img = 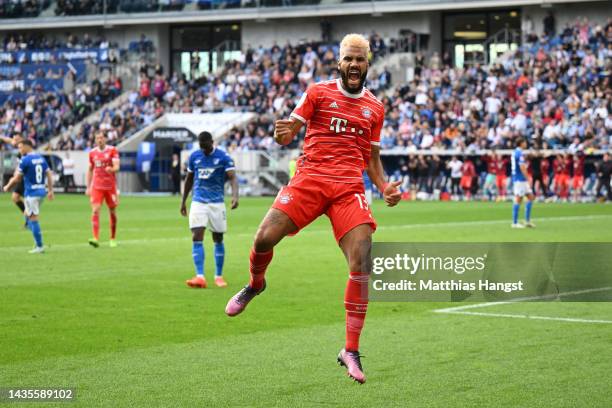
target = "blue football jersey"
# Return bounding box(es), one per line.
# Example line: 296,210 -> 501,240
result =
188,148 -> 235,204
18,153 -> 49,197
511,148 -> 527,182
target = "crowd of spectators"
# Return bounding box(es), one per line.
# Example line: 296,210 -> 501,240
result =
0,32 -> 151,149
0,0 -> 50,19
0,76 -> 122,148
53,0 -> 187,15
3,19 -> 610,157
51,37 -> 394,151
2,32 -> 119,53
376,18 -> 611,154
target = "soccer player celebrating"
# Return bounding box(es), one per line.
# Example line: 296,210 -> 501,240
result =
181,131 -> 239,289
224,34 -> 401,384
511,138 -> 535,228
3,140 -> 54,253
86,131 -> 120,248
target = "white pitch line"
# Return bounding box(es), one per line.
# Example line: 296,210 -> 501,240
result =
434,287 -> 612,324
2,214 -> 611,252
442,311 -> 612,324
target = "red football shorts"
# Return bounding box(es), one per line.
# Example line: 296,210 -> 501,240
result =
572,176 -> 584,190
90,188 -> 119,208
460,175 -> 472,189
272,172 -> 377,243
496,175 -> 506,190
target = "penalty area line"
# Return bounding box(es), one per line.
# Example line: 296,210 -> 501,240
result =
434,287 -> 612,324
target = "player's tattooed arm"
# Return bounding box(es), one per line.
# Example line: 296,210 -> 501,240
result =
274,118 -> 303,145
180,172 -> 194,216
367,145 -> 401,207
226,170 -> 239,210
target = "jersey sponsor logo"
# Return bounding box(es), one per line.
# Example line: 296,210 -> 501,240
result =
329,101 -> 339,109
197,168 -> 216,179
330,117 -> 348,133
362,108 -> 372,118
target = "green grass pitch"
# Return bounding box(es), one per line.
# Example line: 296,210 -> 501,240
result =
1,195 -> 611,407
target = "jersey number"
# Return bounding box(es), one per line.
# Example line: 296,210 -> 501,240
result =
354,193 -> 369,210
35,164 -> 43,183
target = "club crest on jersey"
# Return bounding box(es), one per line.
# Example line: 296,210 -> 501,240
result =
213,158 -> 220,165
278,190 -> 293,205
362,108 -> 372,118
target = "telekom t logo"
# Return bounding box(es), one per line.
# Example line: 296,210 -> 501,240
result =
330,117 -> 348,133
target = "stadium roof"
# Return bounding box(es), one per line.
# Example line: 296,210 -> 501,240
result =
0,0 -> 606,31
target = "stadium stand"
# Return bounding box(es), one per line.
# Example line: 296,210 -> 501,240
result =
0,32 -> 136,146
0,0 -> 51,19
1,17 -> 609,157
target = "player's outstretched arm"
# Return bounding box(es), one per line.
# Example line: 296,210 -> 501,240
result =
3,172 -> 22,192
180,172 -> 194,216
367,145 -> 401,207
226,170 -> 239,210
274,118 -> 303,146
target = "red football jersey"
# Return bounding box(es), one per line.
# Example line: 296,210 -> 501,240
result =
541,158 -> 549,174
553,159 -> 567,175
573,156 -> 584,177
290,79 -> 385,183
485,156 -> 497,174
89,146 -> 119,190
462,161 -> 476,177
563,157 -> 573,176
495,158 -> 508,176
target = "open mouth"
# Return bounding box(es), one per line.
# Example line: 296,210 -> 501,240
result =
348,69 -> 361,82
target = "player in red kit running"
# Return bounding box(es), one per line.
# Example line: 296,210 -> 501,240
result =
572,152 -> 585,202
495,156 -> 508,201
225,34 -> 401,384
86,131 -> 120,248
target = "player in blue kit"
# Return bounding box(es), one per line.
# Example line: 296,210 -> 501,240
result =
3,140 -> 54,253
180,131 -> 239,288
511,138 -> 535,229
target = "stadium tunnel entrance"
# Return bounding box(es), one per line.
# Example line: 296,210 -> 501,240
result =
137,128 -> 197,192
442,9 -> 521,67
170,24 -> 241,79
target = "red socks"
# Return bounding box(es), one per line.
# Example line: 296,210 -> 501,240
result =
92,213 -> 100,240
110,212 -> 117,239
249,248 -> 273,290
345,272 -> 369,352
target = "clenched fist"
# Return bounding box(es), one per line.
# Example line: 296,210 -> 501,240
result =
274,119 -> 295,145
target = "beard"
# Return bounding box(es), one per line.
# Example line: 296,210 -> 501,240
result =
340,68 -> 368,93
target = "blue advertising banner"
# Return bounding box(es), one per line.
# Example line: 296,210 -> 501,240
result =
0,48 -> 110,64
